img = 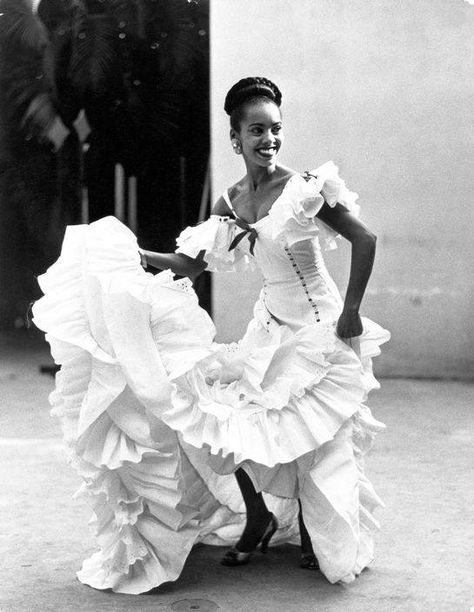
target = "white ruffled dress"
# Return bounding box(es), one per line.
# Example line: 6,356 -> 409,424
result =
33,161 -> 389,593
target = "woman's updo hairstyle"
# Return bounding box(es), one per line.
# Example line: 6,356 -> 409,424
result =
224,77 -> 282,131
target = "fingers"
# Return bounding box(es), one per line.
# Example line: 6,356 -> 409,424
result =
340,336 -> 361,356
336,324 -> 363,339
336,313 -> 363,339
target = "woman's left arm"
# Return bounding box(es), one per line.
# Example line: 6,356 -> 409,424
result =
317,202 -> 377,338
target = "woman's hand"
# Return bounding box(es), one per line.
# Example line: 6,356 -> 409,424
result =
318,203 -> 376,340
139,249 -> 207,280
336,308 -> 363,339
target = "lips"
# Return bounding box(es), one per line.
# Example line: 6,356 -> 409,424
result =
257,147 -> 277,158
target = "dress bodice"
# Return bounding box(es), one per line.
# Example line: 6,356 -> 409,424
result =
233,214 -> 343,329
176,161 -> 359,330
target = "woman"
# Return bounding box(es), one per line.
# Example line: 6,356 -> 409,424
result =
33,76 -> 389,593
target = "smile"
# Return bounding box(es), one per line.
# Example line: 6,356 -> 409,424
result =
257,147 -> 277,157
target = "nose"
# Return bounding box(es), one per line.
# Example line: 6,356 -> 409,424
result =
261,130 -> 275,146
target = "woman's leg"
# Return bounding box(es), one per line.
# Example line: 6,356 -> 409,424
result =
234,468 -> 272,552
298,499 -> 318,569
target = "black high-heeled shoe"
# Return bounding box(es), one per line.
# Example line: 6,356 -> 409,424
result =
299,553 -> 319,570
220,514 -> 278,566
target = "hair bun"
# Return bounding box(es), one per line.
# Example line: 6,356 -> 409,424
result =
224,77 -> 282,116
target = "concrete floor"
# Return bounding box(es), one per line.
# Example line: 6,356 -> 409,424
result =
0,333 -> 473,612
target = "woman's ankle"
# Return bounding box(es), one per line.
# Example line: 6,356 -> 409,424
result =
236,511 -> 273,552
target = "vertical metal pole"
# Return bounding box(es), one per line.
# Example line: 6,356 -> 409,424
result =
114,163 -> 125,221
80,141 -> 90,224
198,156 -> 211,222
136,0 -> 145,39
179,156 -> 186,227
128,176 -> 137,233
81,186 -> 89,224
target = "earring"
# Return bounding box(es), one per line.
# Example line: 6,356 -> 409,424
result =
232,139 -> 242,154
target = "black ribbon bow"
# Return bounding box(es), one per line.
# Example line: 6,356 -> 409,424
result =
303,171 -> 318,182
228,218 -> 258,256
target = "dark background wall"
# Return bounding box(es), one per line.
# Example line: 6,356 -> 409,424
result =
0,0 -> 211,330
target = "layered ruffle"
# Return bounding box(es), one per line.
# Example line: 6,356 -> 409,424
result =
269,160 -> 360,250
32,218 -> 249,593
297,415 -> 384,584
34,214 -> 389,588
175,161 -> 359,273
176,214 -> 255,273
162,306 -> 389,472
160,300 -> 388,584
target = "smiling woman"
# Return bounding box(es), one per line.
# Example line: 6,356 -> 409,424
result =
166,77 -> 390,574
236,104 -> 283,168
35,74 -> 390,592
228,78 -> 283,171
217,78 -> 293,223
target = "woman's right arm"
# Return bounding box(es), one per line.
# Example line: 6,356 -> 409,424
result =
141,196 -> 232,280
140,250 -> 207,281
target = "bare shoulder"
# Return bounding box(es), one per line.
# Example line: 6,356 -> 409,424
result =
277,164 -> 299,181
227,177 -> 248,201
211,177 -> 249,214
274,165 -> 299,191
211,195 -> 232,216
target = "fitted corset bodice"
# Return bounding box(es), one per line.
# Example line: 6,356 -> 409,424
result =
238,216 -> 343,330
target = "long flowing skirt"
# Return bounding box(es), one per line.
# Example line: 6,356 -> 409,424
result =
33,217 -> 389,592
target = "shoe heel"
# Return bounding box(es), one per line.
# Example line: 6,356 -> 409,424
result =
260,515 -> 278,554
221,548 -> 251,566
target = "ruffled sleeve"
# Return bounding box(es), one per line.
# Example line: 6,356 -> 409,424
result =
269,161 -> 360,250
176,215 -> 254,272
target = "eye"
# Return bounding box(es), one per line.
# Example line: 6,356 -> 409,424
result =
272,125 -> 282,134
250,127 -> 263,135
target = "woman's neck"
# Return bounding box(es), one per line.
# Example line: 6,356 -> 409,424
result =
245,163 -> 279,192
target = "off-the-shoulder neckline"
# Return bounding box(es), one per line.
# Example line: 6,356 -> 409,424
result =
223,172 -> 303,226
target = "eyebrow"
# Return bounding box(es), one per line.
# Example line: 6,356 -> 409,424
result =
248,121 -> 282,127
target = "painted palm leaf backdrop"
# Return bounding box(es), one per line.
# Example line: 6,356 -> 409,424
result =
0,0 -> 210,329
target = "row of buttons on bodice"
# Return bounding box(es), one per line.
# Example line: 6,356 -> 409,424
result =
283,245 -> 321,323
262,278 -> 272,332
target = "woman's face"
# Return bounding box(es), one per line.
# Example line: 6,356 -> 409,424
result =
232,100 -> 283,169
